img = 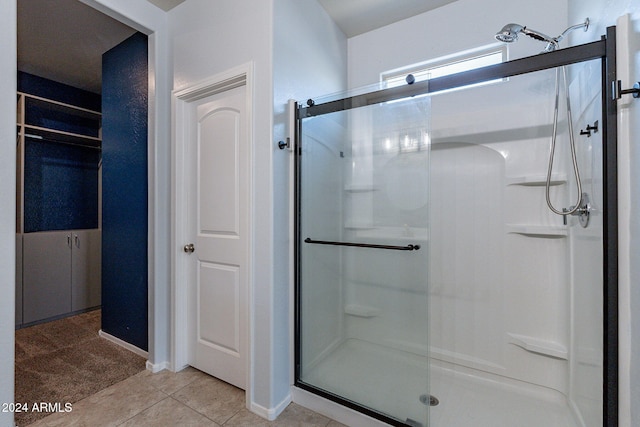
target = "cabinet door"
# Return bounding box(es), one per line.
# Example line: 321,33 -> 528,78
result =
23,231 -> 72,324
71,229 -> 101,311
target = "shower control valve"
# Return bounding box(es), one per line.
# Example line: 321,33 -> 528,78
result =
564,193 -> 591,228
580,121 -> 598,137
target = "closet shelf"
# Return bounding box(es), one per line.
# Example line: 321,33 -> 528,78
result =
508,333 -> 568,360
21,125 -> 102,149
506,224 -> 567,238
506,173 -> 567,186
17,91 -> 102,150
20,92 -> 102,119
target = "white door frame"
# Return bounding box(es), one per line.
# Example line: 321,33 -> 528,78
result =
171,62 -> 254,401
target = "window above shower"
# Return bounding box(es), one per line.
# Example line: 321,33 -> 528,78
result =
381,44 -> 507,94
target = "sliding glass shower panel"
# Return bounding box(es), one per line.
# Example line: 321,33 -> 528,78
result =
427,59 -> 602,427
297,94 -> 431,426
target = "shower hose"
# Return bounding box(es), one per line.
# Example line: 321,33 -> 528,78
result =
546,66 -> 583,216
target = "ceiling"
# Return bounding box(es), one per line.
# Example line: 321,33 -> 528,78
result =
17,0 -> 457,94
146,0 -> 186,11
318,0 -> 457,37
143,0 -> 458,36
17,0 -> 136,93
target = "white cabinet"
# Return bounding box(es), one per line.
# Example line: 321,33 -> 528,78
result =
21,229 -> 101,325
71,229 -> 101,312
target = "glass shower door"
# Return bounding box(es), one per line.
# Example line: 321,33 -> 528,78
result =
296,93 -> 431,426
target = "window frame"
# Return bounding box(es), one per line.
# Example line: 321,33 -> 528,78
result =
381,44 -> 508,94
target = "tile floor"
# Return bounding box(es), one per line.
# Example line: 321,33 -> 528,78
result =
26,367 -> 347,427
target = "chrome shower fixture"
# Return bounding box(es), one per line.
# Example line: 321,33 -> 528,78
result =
495,18 -> 589,52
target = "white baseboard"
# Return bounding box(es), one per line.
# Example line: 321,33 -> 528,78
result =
146,360 -> 170,373
250,393 -> 291,421
98,329 -> 149,359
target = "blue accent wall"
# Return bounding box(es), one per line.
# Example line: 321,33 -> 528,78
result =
18,71 -> 101,111
19,72 -> 101,233
101,32 -> 148,351
24,140 -> 99,232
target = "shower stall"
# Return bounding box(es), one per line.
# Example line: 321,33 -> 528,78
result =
294,26 -> 618,427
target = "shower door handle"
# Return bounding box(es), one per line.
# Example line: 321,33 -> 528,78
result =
304,238 -> 420,251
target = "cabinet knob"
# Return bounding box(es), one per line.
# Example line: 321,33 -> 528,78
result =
183,243 -> 195,254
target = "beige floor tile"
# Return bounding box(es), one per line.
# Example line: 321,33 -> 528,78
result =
272,403 -> 332,426
119,397 -> 219,427
38,372 -> 167,426
225,403 -> 333,427
224,408 -> 273,427
26,366 -> 347,427
141,366 -> 209,395
172,376 -> 245,425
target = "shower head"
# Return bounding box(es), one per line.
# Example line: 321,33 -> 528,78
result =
495,18 -> 589,52
495,23 -> 524,43
495,23 -> 556,48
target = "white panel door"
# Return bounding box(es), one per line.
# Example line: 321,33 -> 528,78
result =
186,84 -> 248,389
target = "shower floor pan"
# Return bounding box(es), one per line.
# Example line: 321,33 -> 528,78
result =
303,338 -> 578,427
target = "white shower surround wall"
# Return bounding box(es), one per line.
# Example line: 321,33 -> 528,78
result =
345,0 -> 603,425
323,67 -> 602,426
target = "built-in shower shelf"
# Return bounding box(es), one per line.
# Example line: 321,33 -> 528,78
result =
344,184 -> 379,192
345,225 -> 428,241
506,173 -> 567,186
508,333 -> 568,360
344,304 -> 380,318
506,224 -> 568,238
344,222 -> 375,230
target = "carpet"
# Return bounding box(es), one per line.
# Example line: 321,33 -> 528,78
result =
14,310 -> 147,426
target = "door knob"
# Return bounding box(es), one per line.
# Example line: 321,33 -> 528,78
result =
183,243 -> 195,254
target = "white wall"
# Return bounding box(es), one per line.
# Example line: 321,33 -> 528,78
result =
273,0 -> 347,405
170,0 -> 347,416
0,1 -> 16,425
567,2 -> 640,426
347,0 -> 568,89
169,0 -> 275,411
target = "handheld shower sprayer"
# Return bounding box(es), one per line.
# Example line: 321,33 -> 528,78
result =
494,18 -> 592,226
495,18 -> 589,52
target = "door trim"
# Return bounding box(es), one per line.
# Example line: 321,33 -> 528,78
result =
171,62 -> 254,399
